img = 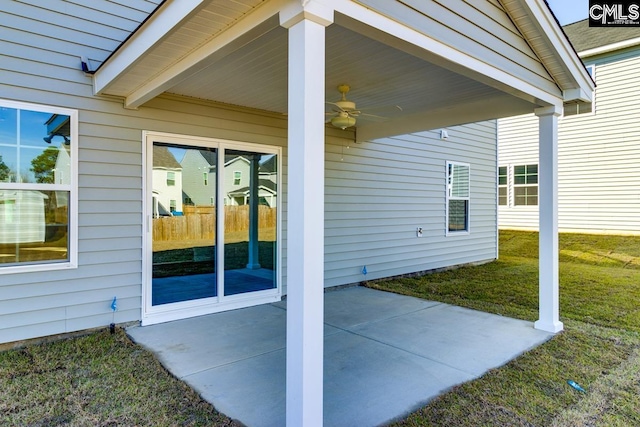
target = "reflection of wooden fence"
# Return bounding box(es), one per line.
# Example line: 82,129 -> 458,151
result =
153,205 -> 276,241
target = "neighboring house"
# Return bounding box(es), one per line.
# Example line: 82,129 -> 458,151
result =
220,155 -> 277,207
181,152 -> 277,207
180,149 -> 217,206
498,20 -> 640,235
228,178 -> 277,207
152,145 -> 183,215
0,1 -> 592,423
223,155 -> 251,205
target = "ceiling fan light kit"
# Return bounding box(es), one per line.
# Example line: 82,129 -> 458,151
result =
327,84 -> 359,129
326,84 -> 396,130
331,112 -> 357,130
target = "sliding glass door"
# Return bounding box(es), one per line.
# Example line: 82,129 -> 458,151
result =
145,134 -> 279,322
151,144 -> 218,306
223,150 -> 277,296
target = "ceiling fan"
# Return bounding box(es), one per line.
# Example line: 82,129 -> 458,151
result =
326,84 -> 396,130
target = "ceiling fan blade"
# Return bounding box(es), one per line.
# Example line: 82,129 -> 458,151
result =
325,101 -> 346,113
359,112 -> 386,119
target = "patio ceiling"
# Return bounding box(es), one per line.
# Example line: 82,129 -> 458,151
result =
94,0 -> 583,142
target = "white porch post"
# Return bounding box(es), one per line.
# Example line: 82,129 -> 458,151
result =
534,105 -> 563,333
281,5 -> 332,426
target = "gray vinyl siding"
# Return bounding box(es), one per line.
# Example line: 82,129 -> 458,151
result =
1,1 -> 499,344
357,0 -> 559,99
0,1 -> 289,344
325,122 -> 497,286
497,114 -> 540,229
498,45 -> 640,234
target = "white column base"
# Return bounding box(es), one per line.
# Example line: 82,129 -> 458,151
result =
534,319 -> 564,333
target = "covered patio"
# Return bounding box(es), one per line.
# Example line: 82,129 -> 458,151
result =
93,1 -> 594,424
128,286 -> 553,426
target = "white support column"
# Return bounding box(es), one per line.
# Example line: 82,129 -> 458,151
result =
534,105 -> 563,333
281,5 -> 332,426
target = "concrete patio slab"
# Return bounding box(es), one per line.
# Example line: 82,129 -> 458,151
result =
351,303 -> 550,376
127,286 -> 553,426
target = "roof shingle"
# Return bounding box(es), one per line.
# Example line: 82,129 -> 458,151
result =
563,19 -> 640,53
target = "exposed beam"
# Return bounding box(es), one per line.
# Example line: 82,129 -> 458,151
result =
356,93 -> 533,143
93,0 -> 205,96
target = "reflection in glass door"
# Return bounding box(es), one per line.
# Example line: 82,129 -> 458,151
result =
151,143 -> 217,306
223,150 -> 277,296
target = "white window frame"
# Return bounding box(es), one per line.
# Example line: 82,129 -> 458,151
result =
166,171 -> 176,186
498,165 -> 508,207
512,164 -> 538,207
0,99 -> 78,274
445,160 -> 470,236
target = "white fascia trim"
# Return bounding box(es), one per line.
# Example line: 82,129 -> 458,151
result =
124,0 -> 290,109
563,87 -> 591,103
93,0 -> 205,96
333,1 -> 562,107
518,0 -> 594,100
579,36 -> 640,58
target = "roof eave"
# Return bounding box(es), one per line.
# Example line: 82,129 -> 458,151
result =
579,36 -> 640,58
502,0 -> 595,103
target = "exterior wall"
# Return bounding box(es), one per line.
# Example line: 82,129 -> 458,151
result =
0,1 -> 289,344
498,45 -> 640,234
325,122 -> 498,286
497,114 -> 540,229
0,1 -> 499,344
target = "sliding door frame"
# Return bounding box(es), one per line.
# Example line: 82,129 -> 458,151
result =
142,131 -> 282,326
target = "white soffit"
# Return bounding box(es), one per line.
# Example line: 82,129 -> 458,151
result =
94,0 -> 270,98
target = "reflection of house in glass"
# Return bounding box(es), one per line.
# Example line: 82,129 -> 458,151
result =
0,190 -> 47,243
180,149 -> 217,206
226,155 -> 277,208
44,114 -> 70,144
227,155 -> 277,208
152,145 -> 182,216
0,112 -> 71,246
180,153 -> 277,208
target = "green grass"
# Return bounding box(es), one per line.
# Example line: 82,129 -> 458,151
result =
367,230 -> 640,426
2,230 -> 640,426
0,329 -> 239,426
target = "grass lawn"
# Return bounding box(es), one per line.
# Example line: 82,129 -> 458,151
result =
1,230 -> 639,426
0,330 -> 239,426
368,230 -> 640,426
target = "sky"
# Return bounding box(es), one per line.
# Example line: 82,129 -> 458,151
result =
546,0 -> 589,25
